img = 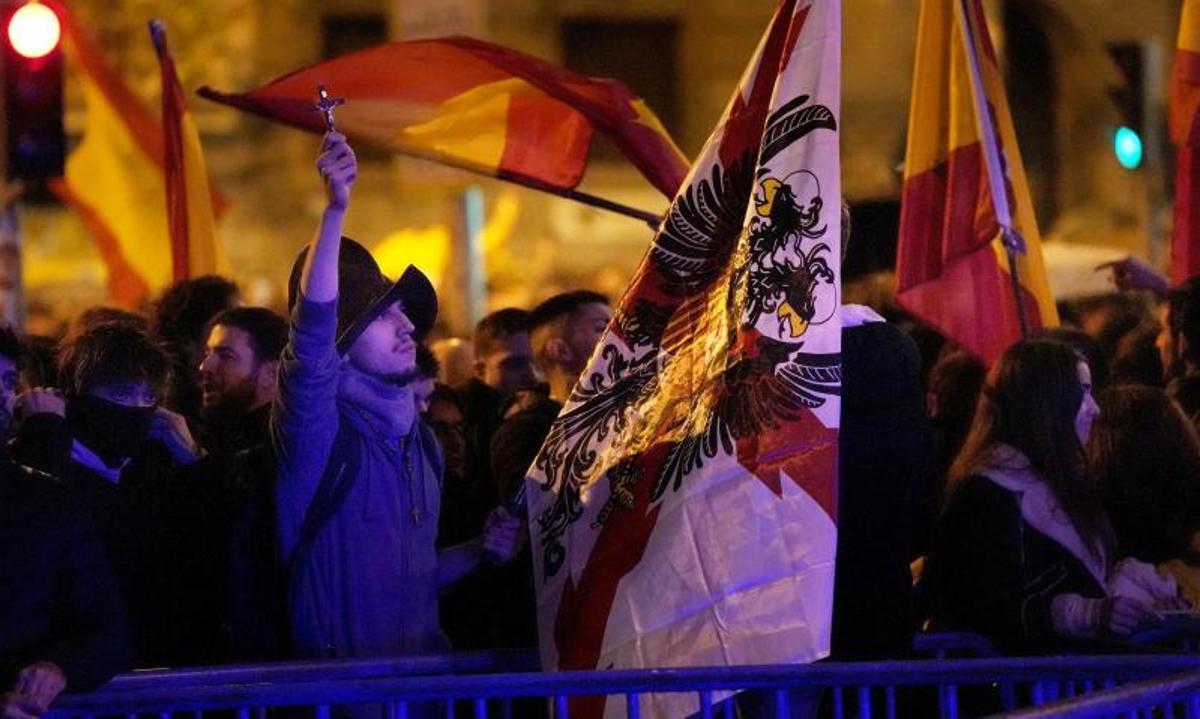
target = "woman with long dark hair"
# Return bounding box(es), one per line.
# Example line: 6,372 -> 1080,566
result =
1088,386 -> 1200,607
925,340 -> 1184,653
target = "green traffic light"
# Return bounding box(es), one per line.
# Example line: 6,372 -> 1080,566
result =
1114,126 -> 1143,170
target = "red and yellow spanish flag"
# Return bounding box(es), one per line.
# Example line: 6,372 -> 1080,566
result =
152,21 -> 225,282
198,37 -> 689,199
1170,0 -> 1200,285
896,0 -> 1057,364
49,14 -> 224,307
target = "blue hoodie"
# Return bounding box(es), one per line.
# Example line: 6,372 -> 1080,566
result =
272,296 -> 447,659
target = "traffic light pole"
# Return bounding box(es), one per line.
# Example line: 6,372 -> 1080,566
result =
0,190 -> 23,332
0,11 -> 22,332
1142,39 -> 1167,269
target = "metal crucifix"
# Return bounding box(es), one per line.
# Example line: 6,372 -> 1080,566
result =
313,85 -> 345,132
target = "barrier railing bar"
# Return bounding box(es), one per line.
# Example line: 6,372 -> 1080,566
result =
626,692 -> 640,719
857,685 -> 870,719
553,694 -> 567,718
697,690 -> 712,719
833,685 -> 844,719
943,683 -> 959,719
103,650 -> 542,690
991,671 -> 1200,718
885,685 -> 896,719
45,655 -> 1200,719
473,697 -> 486,719
773,688 -> 789,718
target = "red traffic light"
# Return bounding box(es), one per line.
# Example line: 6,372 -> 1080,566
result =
7,2 -> 61,60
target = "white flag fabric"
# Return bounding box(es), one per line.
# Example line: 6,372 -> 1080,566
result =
527,2 -> 842,716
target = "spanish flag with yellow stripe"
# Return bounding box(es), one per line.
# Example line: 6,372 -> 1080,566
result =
896,0 -> 1057,364
153,21 -> 225,284
1170,0 -> 1200,285
198,36 -> 689,199
50,14 -> 225,307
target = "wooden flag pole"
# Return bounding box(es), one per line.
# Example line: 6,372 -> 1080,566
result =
956,0 -> 1031,339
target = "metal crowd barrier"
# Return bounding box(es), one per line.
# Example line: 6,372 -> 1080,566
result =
43,650 -> 1200,719
992,670 -> 1200,718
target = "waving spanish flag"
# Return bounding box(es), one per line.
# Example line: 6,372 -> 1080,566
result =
896,0 -> 1057,364
50,14 -> 225,307
198,37 -> 689,200
1170,0 -> 1200,285
152,21 -> 225,282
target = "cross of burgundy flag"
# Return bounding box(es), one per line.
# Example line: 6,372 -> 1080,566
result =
526,1 -> 842,716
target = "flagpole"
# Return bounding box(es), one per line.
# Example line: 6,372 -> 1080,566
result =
393,144 -> 664,230
956,0 -> 1030,339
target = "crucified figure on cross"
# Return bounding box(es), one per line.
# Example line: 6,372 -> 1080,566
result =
313,85 -> 345,132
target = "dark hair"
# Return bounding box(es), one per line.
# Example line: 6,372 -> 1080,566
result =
948,339 -> 1105,546
58,324 -> 169,397
1093,294 -> 1153,365
427,382 -> 465,413
67,307 -> 148,339
209,307 -> 288,363
0,325 -> 21,366
416,343 -> 439,379
151,275 -> 240,348
529,290 -> 609,370
530,291 -> 609,333
1036,327 -> 1109,389
473,308 -> 531,358
20,335 -> 58,389
1169,278 -> 1200,366
1088,386 -> 1200,562
1110,322 -> 1165,387
926,344 -> 986,478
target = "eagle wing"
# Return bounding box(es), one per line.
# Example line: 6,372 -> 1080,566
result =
652,151 -> 756,295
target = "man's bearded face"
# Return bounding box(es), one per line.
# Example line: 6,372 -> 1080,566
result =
199,325 -> 265,416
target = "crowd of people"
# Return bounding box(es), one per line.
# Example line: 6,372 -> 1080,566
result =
5,131 -> 1200,717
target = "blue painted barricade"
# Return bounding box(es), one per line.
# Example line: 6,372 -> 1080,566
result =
43,648 -> 1200,719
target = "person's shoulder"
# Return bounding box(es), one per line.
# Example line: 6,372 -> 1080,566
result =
1,460 -> 87,523
499,395 -> 561,430
455,378 -> 503,414
842,320 -> 918,360
947,473 -> 1021,514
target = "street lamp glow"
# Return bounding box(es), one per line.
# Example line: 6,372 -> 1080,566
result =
7,2 -> 61,60
1114,126 -> 1143,170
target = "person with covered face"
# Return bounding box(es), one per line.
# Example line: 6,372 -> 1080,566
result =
10,322 -> 202,665
274,132 -> 522,667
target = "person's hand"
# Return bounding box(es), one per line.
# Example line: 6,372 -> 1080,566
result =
6,662 -> 66,717
1101,596 -> 1158,636
2,693 -> 44,719
15,388 -> 65,418
1154,595 -> 1194,612
1096,257 -> 1170,296
316,132 -> 356,212
481,507 -> 525,564
149,407 -> 202,466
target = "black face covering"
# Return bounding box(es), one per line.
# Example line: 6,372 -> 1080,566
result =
68,395 -> 155,467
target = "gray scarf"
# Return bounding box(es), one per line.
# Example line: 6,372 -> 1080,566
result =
336,364 -> 416,440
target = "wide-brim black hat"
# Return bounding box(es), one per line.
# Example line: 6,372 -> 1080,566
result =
287,238 -> 438,355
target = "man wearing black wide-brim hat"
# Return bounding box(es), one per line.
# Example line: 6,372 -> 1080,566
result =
273,132 -> 523,665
